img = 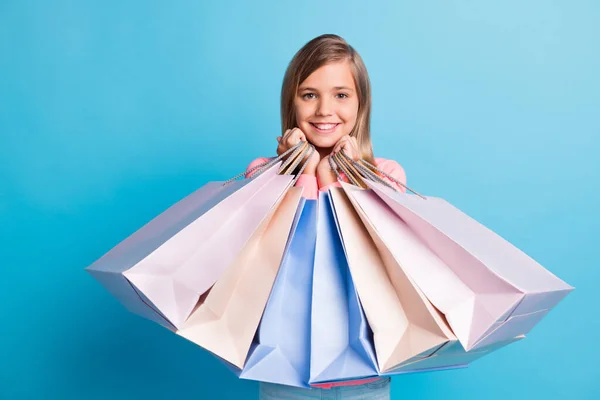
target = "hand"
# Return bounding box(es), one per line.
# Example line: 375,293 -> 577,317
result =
331,134 -> 361,161
276,128 -> 306,156
316,154 -> 337,188
276,128 -> 320,175
316,135 -> 360,187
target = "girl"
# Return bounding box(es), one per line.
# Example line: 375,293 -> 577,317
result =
247,34 -> 406,400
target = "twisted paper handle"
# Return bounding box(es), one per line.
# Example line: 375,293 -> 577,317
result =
332,152 -> 366,188
224,141 -> 317,186
332,151 -> 426,199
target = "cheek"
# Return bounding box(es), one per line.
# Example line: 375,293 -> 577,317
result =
294,101 -> 312,121
340,102 -> 359,127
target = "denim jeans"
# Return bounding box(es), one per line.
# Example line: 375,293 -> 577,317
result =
259,377 -> 391,400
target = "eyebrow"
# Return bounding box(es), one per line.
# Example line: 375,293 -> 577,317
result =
299,86 -> 355,92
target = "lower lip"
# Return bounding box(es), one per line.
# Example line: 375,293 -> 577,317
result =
310,123 -> 340,134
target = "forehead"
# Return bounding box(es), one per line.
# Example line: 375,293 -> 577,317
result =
299,61 -> 355,90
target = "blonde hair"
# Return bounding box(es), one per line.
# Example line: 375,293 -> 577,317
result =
281,34 -> 375,163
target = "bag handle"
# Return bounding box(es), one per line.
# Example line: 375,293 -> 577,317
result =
332,151 -> 426,199
224,141 -> 317,186
331,152 -> 366,188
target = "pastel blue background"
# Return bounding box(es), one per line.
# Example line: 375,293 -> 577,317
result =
0,1 -> 597,399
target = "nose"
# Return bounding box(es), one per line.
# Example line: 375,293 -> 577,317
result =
316,97 -> 333,117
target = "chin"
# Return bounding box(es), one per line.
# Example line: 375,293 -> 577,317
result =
305,135 -> 339,150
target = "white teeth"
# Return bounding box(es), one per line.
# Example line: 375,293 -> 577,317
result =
313,123 -> 337,130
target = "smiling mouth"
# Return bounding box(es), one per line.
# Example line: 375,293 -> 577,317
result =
310,123 -> 340,133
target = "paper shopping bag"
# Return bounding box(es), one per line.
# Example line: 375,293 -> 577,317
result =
239,198 -> 318,388
309,191 -> 378,384
386,334 -> 524,375
176,187 -> 304,368
329,186 -> 457,372
86,162 -> 294,329
330,185 -> 527,378
351,179 -> 573,351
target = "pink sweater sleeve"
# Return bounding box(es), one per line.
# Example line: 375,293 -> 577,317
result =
244,157 -> 271,178
375,158 -> 407,193
245,157 -> 318,200
318,158 -> 407,193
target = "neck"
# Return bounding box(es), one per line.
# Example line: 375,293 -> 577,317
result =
316,146 -> 332,160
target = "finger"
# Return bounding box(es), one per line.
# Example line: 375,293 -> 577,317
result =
289,129 -> 301,145
284,129 -> 297,146
344,136 -> 356,148
332,141 -> 339,153
332,136 -> 346,152
290,128 -> 304,141
291,128 -> 306,145
340,136 -> 351,148
276,136 -> 281,142
337,139 -> 349,153
298,129 -> 306,142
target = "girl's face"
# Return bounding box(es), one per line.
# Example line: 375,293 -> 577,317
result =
294,60 -> 359,150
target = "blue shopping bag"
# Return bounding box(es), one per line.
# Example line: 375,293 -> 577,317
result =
239,197 -> 318,388
309,191 -> 378,384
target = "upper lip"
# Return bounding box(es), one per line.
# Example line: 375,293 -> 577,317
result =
310,122 -> 340,125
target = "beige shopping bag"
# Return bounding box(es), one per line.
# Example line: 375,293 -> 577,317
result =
176,187 -> 304,368
329,186 -> 458,373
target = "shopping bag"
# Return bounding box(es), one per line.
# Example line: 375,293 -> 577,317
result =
86,161 -> 295,329
309,191 -> 378,384
329,185 -> 457,372
176,186 -> 304,368
85,180 -> 241,330
326,185 -> 527,379
239,198 -> 318,388
309,333 -> 523,384
386,334 -> 524,375
349,179 -> 573,351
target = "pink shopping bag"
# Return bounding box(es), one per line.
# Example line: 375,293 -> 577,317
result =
86,162 -> 295,329
347,179 -> 573,351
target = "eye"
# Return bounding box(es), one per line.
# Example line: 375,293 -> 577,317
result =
336,93 -> 349,99
302,93 -> 316,100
